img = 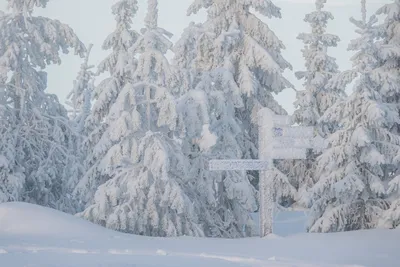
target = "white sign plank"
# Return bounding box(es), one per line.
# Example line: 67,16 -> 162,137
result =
272,126 -> 314,139
273,137 -> 313,149
209,160 -> 269,171
272,148 -> 307,159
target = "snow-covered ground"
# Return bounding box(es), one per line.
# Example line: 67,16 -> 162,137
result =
0,202 -> 398,267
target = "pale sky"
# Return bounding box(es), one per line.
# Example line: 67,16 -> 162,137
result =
0,0 -> 391,114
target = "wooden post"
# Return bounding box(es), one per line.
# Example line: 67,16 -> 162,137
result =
258,108 -> 274,237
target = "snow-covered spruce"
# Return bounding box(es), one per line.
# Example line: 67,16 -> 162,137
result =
66,43 -> 95,134
375,0 -> 400,229
73,0 -> 140,206
174,22 -> 264,237
280,0 -> 345,209
309,1 -> 400,232
79,0 -> 203,237
187,0 -> 292,172
172,0 -> 293,236
81,131 -> 203,237
0,0 -> 85,213
176,68 -> 258,237
172,21 -> 206,97
64,44 -> 95,211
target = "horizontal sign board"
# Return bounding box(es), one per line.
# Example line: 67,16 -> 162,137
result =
209,160 -> 270,171
273,137 -> 314,149
272,148 -> 307,160
272,127 -> 314,139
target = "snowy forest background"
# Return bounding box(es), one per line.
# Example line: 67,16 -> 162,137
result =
0,0 -> 399,238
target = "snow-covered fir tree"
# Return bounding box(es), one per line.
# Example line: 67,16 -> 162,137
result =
308,0 -> 400,232
73,0 -> 140,206
375,0 -> 400,229
79,0 -> 203,237
0,0 -> 85,213
176,68 -> 259,237
187,0 -> 292,168
172,21 -> 205,96
64,44 -> 95,210
173,0 -> 295,236
282,0 -> 345,208
174,21 -> 266,237
66,43 -> 95,134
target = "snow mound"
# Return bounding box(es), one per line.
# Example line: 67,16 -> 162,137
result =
0,202 -> 399,267
0,202 -> 106,237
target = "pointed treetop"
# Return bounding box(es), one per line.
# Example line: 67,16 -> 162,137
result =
66,43 -> 94,121
112,0 -> 138,24
316,0 -> 326,11
7,0 -> 49,14
144,0 -> 158,29
361,0 -> 367,24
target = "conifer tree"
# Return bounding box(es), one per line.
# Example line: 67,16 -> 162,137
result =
309,0 -> 400,232
79,0 -> 203,237
64,44 -> 95,210
74,0 -> 140,206
172,0 -> 294,237
174,21 -> 264,237
177,68 -> 259,237
66,44 -> 95,134
375,0 -> 400,229
0,0 -> 85,212
172,21 -> 205,96
283,0 -> 345,208
187,0 -> 292,163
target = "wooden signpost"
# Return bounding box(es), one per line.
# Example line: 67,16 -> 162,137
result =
209,108 -> 323,237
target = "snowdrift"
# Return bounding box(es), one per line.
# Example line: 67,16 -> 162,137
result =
0,202 -> 108,238
0,202 -> 399,267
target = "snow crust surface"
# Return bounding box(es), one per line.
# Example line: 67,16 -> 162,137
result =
0,202 -> 399,267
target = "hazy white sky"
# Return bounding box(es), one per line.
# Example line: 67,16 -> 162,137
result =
0,0 -> 390,114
